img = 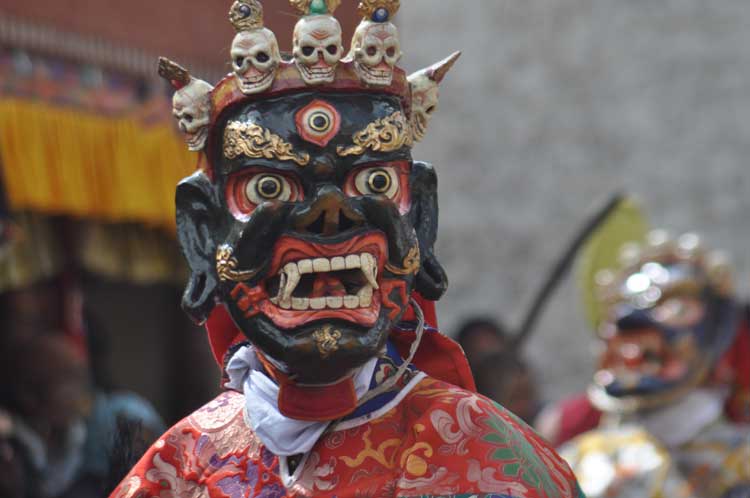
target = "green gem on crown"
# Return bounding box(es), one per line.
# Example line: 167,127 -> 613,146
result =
310,0 -> 328,14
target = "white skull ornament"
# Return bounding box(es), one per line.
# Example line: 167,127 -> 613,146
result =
293,15 -> 343,85
231,28 -> 280,95
172,78 -> 213,151
350,20 -> 401,87
408,51 -> 461,142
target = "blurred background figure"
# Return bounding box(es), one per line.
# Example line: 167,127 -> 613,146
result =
455,316 -> 509,365
456,317 -> 543,424
556,230 -> 750,497
472,351 -> 541,424
0,332 -> 166,498
0,334 -> 94,497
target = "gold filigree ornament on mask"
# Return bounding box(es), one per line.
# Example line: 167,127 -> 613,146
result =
224,121 -> 311,166
216,244 -> 260,282
385,244 -> 420,276
336,111 -> 413,157
312,325 -> 342,358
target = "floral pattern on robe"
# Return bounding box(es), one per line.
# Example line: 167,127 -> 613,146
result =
112,377 -> 584,498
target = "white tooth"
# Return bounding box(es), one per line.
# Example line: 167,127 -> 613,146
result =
282,263 -> 300,301
276,271 -> 287,301
344,296 -> 360,309
331,256 -> 346,271
292,297 -> 309,310
310,297 -> 326,310
270,297 -> 279,305
298,259 -> 313,274
345,254 -> 361,269
360,253 -> 379,290
280,296 -> 292,309
358,285 -> 373,307
313,258 -> 331,273
326,296 -> 343,309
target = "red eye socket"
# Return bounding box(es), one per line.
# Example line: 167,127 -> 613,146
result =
226,171 -> 302,220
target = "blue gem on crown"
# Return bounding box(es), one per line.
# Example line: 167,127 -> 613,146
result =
372,7 -> 389,22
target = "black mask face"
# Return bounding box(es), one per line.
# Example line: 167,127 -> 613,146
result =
175,92 -> 447,383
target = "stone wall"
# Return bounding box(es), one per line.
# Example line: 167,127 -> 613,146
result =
400,0 -> 750,399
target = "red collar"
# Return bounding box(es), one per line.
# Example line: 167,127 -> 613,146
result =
254,351 -> 358,422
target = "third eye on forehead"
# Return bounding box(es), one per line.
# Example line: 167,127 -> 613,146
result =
219,94 -> 410,176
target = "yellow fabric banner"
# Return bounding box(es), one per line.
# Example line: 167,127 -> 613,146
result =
0,98 -> 197,230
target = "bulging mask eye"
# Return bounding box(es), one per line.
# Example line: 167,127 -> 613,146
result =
354,167 -> 399,199
227,171 -> 302,220
246,174 -> 292,203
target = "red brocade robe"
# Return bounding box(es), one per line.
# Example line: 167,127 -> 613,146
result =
111,303 -> 584,498
111,378 -> 583,498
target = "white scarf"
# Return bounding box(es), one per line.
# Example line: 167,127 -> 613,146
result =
225,346 -> 377,456
637,388 -> 725,448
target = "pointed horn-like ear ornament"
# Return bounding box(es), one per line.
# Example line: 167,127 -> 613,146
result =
158,57 -> 192,90
427,50 -> 461,83
158,57 -> 214,152
408,51 -> 461,142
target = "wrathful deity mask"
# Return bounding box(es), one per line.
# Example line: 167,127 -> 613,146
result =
185,93 -> 439,383
589,231 -> 738,413
160,0 -> 459,386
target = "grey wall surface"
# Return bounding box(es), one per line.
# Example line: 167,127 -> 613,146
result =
400,0 -> 750,400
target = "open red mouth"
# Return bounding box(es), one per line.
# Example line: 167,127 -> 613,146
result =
256,232 -> 388,329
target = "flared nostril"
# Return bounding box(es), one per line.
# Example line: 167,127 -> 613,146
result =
299,206 -> 362,236
294,187 -> 364,236
304,211 -> 328,235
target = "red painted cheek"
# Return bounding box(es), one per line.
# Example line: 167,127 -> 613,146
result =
394,169 -> 412,214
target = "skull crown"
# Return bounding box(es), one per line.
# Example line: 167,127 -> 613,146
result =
231,29 -> 281,95
228,0 -> 280,95
293,15 -> 344,85
158,0 -> 462,152
349,20 -> 401,87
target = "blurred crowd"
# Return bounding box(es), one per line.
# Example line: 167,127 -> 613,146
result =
0,282 -> 167,498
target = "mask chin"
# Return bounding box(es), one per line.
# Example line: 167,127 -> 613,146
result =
231,303 -> 403,384
591,356 -> 712,414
